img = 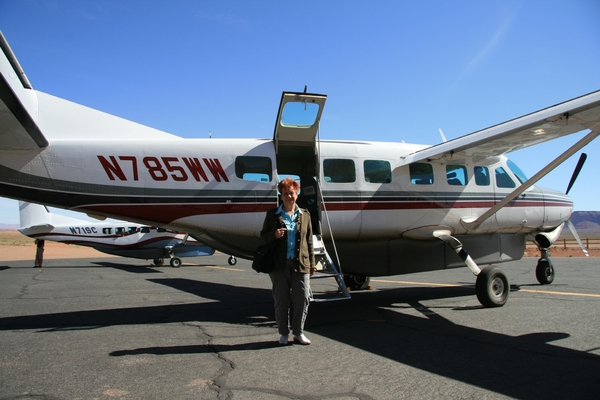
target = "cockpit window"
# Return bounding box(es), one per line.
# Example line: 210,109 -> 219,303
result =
507,159 -> 527,184
495,167 -> 516,188
474,166 -> 490,186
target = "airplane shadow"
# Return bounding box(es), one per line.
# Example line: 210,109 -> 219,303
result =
92,262 -> 163,273
0,278 -> 598,398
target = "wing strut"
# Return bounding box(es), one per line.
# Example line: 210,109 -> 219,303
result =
461,129 -> 600,231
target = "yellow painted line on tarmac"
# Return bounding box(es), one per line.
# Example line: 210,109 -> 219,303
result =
372,279 -> 600,298
518,289 -> 600,298
182,263 -> 244,272
208,266 -> 245,271
371,279 -> 462,287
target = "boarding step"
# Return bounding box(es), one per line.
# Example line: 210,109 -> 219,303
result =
309,235 -> 351,302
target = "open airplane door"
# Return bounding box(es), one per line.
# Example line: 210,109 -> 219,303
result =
273,90 -> 326,235
273,91 -> 327,178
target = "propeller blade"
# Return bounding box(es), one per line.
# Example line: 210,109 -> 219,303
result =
565,153 -> 587,195
566,219 -> 589,256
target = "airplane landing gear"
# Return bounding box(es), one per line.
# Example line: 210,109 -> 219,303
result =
535,247 -> 554,285
228,256 -> 237,265
170,257 -> 181,268
153,258 -> 164,267
343,274 -> 371,291
475,266 -> 509,308
536,257 -> 554,284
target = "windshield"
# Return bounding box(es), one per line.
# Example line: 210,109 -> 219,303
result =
506,159 -> 528,184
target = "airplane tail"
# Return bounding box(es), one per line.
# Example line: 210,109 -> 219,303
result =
0,31 -> 48,150
18,201 -> 53,231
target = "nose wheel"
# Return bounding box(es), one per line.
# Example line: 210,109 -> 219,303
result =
170,257 -> 181,268
536,258 -> 554,284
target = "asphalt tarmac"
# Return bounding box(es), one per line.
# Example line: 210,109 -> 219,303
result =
0,254 -> 599,399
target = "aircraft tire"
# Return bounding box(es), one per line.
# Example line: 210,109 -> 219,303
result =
535,258 -> 554,285
475,266 -> 509,308
170,257 -> 182,268
343,275 -> 371,291
153,258 -> 164,267
228,256 -> 237,265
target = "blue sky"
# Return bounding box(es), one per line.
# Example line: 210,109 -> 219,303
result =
1,0 -> 600,225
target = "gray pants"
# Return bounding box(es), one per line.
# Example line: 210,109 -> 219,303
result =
269,259 -> 310,336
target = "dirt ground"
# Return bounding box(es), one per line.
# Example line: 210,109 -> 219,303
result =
1,230 -> 598,262
0,241 -> 113,262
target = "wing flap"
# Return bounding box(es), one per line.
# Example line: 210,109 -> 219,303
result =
403,90 -> 600,164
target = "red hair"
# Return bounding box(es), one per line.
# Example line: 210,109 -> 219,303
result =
278,177 -> 299,194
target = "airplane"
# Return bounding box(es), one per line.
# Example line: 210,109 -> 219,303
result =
1,30 -> 600,307
17,201 -> 215,268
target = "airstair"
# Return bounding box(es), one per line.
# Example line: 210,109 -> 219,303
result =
309,234 -> 351,302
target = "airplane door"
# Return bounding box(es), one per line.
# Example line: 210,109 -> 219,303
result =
273,91 -> 327,231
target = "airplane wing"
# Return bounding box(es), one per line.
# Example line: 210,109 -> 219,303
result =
0,31 -> 48,150
401,90 -> 600,165
1,31 -> 182,147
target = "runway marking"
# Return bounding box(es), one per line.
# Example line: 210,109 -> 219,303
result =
372,279 -> 462,287
518,288 -> 600,298
372,279 -> 600,298
203,265 -> 245,272
182,263 -> 244,271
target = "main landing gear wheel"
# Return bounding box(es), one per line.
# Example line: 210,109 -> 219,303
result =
153,258 -> 164,267
475,266 -> 509,308
228,256 -> 237,265
170,257 -> 182,268
536,258 -> 554,285
343,275 -> 371,291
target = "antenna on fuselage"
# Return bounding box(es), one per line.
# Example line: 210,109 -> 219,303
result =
439,128 -> 447,142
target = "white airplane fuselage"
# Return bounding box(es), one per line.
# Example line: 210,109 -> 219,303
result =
2,136 -> 571,276
17,202 -> 215,262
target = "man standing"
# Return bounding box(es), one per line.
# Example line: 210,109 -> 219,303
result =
34,239 -> 45,268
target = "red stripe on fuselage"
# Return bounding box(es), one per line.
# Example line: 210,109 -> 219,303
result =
80,199 -> 568,224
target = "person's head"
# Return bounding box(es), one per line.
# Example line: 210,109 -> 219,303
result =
278,177 -> 299,207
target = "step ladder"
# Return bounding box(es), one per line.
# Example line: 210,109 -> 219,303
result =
309,234 -> 351,302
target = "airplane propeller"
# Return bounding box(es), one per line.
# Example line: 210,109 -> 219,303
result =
565,153 -> 587,195
564,152 -> 589,256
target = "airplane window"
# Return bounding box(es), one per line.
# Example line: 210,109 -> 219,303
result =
446,165 -> 467,186
140,226 -> 150,233
281,102 -> 319,127
507,159 -> 527,184
364,160 -> 392,184
127,227 -> 138,234
323,159 -> 356,183
474,166 -> 490,186
157,228 -> 167,232
102,228 -> 112,234
235,156 -> 272,183
115,227 -> 125,235
409,163 -> 433,185
495,167 -> 516,188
